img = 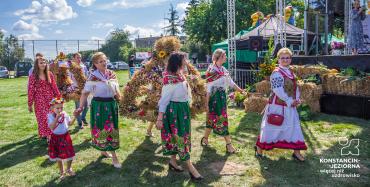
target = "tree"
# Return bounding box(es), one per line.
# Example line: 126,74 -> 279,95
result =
164,4 -> 181,36
0,34 -> 25,70
100,28 -> 132,62
183,0 -> 277,52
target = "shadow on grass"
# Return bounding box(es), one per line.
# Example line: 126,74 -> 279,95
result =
0,135 -> 91,171
42,136 -> 177,186
195,146 -> 229,186
254,114 -> 370,186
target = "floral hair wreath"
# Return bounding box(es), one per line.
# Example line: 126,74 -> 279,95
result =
50,97 -> 65,105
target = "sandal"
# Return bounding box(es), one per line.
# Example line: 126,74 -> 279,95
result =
59,173 -> 66,180
101,152 -> 112,158
254,146 -> 264,159
66,169 -> 76,176
292,153 -> 305,162
112,161 -> 122,168
200,137 -> 208,146
226,143 -> 237,154
146,131 -> 153,137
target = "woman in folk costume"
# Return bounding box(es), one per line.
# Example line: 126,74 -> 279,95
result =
156,52 -> 203,181
255,48 -> 307,162
28,57 -> 61,139
201,49 -> 245,153
74,52 -> 122,168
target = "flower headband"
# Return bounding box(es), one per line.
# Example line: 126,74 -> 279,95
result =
50,97 -> 65,105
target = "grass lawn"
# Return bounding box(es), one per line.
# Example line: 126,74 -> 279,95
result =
0,70 -> 369,186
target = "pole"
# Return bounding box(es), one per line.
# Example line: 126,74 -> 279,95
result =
32,40 -> 35,59
315,13 -> 319,55
77,40 -> 80,52
56,40 -> 58,56
304,0 -> 308,55
324,0 -> 329,55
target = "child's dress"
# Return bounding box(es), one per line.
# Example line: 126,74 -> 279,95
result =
47,112 -> 75,161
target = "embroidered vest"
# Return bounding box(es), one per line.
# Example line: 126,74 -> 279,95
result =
268,67 -> 297,106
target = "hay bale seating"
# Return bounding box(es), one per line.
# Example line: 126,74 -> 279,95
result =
255,80 -> 271,96
321,74 -> 370,97
244,93 -> 268,113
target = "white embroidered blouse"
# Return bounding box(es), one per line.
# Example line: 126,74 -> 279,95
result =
158,77 -> 191,113
270,65 -> 300,107
206,64 -> 236,93
83,70 -> 119,98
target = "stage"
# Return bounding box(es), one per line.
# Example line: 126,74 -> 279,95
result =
292,54 -> 370,72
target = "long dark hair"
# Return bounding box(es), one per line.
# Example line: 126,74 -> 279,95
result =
33,57 -> 50,83
166,52 -> 185,73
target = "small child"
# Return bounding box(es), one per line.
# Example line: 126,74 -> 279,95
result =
47,97 -> 76,179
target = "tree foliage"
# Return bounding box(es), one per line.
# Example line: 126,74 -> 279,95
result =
165,4 -> 181,36
183,0 -> 307,53
100,28 -> 132,62
0,33 -> 25,70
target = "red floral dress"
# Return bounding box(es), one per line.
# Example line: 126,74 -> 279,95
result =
28,72 -> 61,138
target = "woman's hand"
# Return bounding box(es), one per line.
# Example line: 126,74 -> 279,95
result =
73,107 -> 83,117
28,106 -> 33,113
156,119 -> 163,130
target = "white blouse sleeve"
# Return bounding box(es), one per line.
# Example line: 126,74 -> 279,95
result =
270,72 -> 294,107
206,81 -> 215,94
83,81 -> 93,94
158,84 -> 177,113
227,75 -> 236,89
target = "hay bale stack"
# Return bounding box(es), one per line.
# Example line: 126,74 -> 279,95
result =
255,80 -> 271,95
298,81 -> 323,113
244,93 -> 268,113
291,65 -> 331,78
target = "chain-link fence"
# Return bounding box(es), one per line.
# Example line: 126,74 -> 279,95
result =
17,40 -> 106,60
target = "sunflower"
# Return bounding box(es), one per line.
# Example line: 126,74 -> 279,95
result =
158,50 -> 167,59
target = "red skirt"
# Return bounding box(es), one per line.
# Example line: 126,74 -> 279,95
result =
48,132 -> 75,161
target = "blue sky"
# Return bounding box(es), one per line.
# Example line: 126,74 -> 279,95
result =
0,0 -> 189,58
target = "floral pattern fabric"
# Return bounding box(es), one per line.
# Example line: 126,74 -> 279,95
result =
161,101 -> 191,161
28,72 -> 61,138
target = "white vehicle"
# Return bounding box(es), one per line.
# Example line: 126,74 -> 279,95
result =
113,61 -> 129,70
0,66 -> 9,78
107,62 -> 115,70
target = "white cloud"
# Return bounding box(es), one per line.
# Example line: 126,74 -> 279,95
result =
176,2 -> 188,20
176,2 -> 188,12
91,36 -> 104,40
122,24 -> 161,39
102,0 -> 169,9
18,32 -> 44,40
77,0 -> 95,7
92,22 -> 114,29
55,29 -> 63,34
0,28 -> 7,34
15,0 -> 77,23
12,20 -> 39,32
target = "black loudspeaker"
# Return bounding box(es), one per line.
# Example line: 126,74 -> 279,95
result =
320,94 -> 370,120
249,36 -> 263,51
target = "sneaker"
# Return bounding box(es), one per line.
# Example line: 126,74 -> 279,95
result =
82,119 -> 89,126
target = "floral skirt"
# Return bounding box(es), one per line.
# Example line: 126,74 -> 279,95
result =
206,88 -> 229,136
161,101 -> 191,161
90,97 -> 120,151
48,132 -> 75,161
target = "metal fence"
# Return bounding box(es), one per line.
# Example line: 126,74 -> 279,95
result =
13,40 -> 106,60
234,69 -> 259,89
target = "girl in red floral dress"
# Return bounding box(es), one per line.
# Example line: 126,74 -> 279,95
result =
48,97 -> 76,180
28,57 -> 60,139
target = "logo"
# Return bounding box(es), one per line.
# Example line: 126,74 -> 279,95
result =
339,138 -> 360,156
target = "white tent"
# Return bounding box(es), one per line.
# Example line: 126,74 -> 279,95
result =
240,16 -> 314,41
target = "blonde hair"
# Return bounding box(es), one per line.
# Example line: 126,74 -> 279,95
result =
212,49 -> 226,63
277,48 -> 293,58
91,52 -> 107,70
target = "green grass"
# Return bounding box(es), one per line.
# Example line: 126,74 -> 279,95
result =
0,70 -> 369,186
